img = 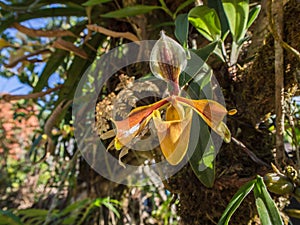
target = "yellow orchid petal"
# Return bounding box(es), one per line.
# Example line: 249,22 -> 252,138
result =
153,107 -> 192,165
175,96 -> 231,142
113,98 -> 169,149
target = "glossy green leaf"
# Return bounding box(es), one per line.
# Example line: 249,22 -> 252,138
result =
253,176 -> 284,225
101,5 -> 162,18
208,0 -> 229,37
222,0 -> 249,43
217,179 -> 256,225
188,116 -> 215,188
188,6 -> 221,42
246,5 -> 261,29
82,0 -> 112,6
193,41 -> 219,62
175,14 -> 189,48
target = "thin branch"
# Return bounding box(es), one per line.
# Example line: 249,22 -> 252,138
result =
12,22 -> 76,38
3,48 -> 52,68
2,85 -> 63,101
231,137 -> 270,168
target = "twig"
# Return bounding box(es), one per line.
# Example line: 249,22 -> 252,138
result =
231,137 -> 270,168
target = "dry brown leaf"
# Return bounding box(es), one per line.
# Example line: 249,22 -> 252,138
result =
52,38 -> 88,59
87,24 -> 140,43
13,23 -> 76,38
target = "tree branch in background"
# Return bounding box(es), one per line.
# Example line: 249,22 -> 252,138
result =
4,48 -> 52,68
12,22 -> 76,38
1,84 -> 63,101
268,0 -> 286,166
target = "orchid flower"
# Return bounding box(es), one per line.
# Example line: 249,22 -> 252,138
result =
111,31 -> 232,165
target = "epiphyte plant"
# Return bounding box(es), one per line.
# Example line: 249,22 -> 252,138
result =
106,31 -> 233,166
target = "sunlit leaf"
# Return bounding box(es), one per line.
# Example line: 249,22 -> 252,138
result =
246,5 -> 261,29
207,0 -> 229,37
188,6 -> 221,42
222,0 -> 249,43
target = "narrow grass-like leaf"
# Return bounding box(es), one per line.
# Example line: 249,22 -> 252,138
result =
246,5 -> 261,29
174,0 -> 194,17
217,179 -> 256,225
0,210 -> 23,225
0,7 -> 86,33
253,176 -> 284,225
82,0 -> 112,6
101,5 -> 161,18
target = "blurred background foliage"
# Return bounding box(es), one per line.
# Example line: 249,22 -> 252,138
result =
0,0 -> 300,224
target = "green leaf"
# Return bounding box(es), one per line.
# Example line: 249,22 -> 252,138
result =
207,0 -> 230,37
188,117 -> 215,188
34,22 -> 87,92
0,7 -> 86,33
193,41 -> 219,62
0,210 -> 23,225
174,0 -> 194,17
34,49 -> 68,92
217,179 -> 256,225
188,6 -> 221,42
57,33 -> 104,103
222,0 -> 249,43
82,0 -> 112,6
175,14 -> 189,48
58,199 -> 91,217
253,176 -> 284,225
101,5 -> 162,18
246,5 -> 261,29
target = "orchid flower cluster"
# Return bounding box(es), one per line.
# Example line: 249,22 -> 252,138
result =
109,31 -> 232,165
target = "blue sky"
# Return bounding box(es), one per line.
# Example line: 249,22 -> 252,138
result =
0,16 -> 61,95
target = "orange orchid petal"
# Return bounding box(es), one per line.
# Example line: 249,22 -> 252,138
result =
113,98 -> 169,149
175,96 -> 231,142
153,106 -> 192,165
